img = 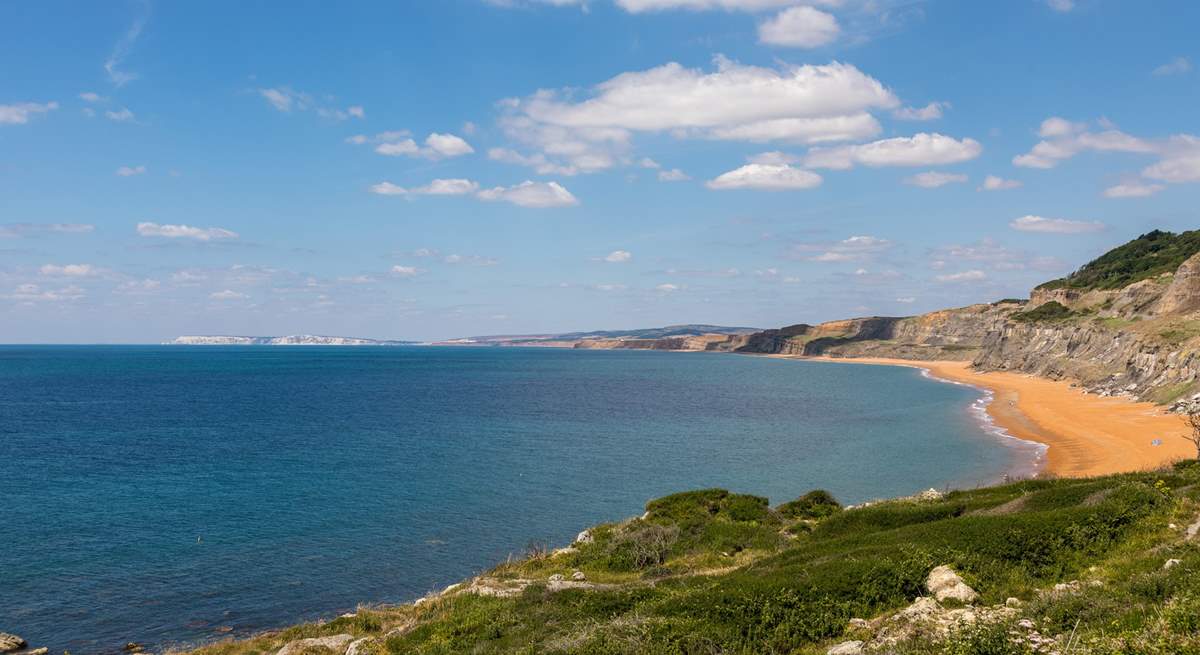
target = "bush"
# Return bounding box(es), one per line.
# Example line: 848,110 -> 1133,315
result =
606,523 -> 679,571
777,489 -> 842,520
1010,301 -> 1074,323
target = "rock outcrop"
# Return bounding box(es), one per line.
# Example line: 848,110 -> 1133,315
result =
926,566 -> 979,604
0,634 -> 26,654
276,634 -> 354,655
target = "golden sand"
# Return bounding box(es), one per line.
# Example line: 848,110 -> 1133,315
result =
786,356 -> 1194,477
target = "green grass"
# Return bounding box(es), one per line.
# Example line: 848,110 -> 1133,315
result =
1010,301 -> 1076,323
1037,229 -> 1200,291
181,465 -> 1200,655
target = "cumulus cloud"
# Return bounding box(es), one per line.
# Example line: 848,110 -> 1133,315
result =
390,266 -> 424,277
806,235 -> 892,262
935,270 -> 986,283
209,289 -> 248,300
1142,135 -> 1200,183
0,101 -> 59,125
477,180 -> 580,208
1013,117 -> 1156,168
706,163 -> 822,190
1153,56 -> 1192,77
805,133 -> 982,169
892,102 -> 946,121
40,264 -> 101,277
979,175 -> 1022,191
1103,182 -> 1166,198
604,250 -> 633,263
494,57 -> 896,174
105,107 -> 135,122
1009,215 -> 1105,234
903,171 -> 967,188
79,92 -> 104,103
116,165 -> 146,177
136,222 -> 239,241
657,168 -> 690,181
758,6 -> 839,48
655,283 -> 680,292
369,179 -> 480,196
353,131 -> 474,159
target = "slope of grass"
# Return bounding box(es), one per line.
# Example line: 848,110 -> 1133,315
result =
1037,229 -> 1200,291
180,465 -> 1200,655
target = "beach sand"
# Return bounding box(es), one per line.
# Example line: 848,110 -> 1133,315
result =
788,356 -> 1195,478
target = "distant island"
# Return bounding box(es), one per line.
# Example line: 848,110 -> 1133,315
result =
434,324 -> 762,348
167,335 -> 422,346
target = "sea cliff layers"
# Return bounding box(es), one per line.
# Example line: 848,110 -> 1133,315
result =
611,231 -> 1200,408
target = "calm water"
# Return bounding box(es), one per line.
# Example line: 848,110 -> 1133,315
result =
1,347 -> 1037,653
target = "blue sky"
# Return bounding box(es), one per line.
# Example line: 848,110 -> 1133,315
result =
2,0 -> 1198,342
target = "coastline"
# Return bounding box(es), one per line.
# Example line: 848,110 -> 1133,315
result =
789,356 -> 1193,478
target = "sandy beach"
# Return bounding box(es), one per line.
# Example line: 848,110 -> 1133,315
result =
786,356 -> 1194,478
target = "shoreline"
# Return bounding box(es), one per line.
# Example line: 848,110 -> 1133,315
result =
787,356 -> 1193,478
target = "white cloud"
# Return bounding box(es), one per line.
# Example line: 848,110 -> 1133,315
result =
1013,118 -> 1156,168
0,101 -> 59,125
979,175 -> 1022,191
369,179 -> 480,196
1103,182 -> 1166,198
495,57 -> 896,173
808,235 -> 892,262
390,266 -> 424,277
1142,135 -> 1200,183
5,283 -> 85,302
79,92 -> 104,103
105,107 -> 135,122
258,87 -> 363,121
115,279 -> 161,295
104,9 -> 147,86
758,6 -> 840,48
1046,0 -> 1073,11
748,151 -> 799,165
116,165 -> 146,177
658,168 -> 690,181
805,133 -> 982,169
1009,215 -> 1105,234
136,222 -> 239,241
892,102 -> 946,121
935,270 -> 986,282
477,180 -> 580,208
616,0 -> 831,11
604,250 -> 633,263
903,171 -> 967,188
444,254 -> 498,266
0,223 -> 94,238
1153,56 -> 1193,77
361,131 -> 474,159
655,283 -> 680,292
895,296 -> 916,303
209,289 -> 249,300
706,163 -> 822,190
40,264 -> 101,277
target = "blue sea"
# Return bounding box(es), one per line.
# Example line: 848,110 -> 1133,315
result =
0,346 -> 1040,653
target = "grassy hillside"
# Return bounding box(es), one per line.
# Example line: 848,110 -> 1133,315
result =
182,464 -> 1200,655
1038,229 -> 1200,291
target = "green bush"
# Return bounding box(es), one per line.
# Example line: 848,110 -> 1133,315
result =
777,489 -> 842,520
1036,229 -> 1200,291
1010,301 -> 1075,323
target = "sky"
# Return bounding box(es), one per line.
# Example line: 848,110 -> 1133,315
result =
1,0 -> 1198,343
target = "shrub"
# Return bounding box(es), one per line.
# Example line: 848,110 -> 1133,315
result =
606,523 -> 680,571
1010,301 -> 1074,323
777,489 -> 842,520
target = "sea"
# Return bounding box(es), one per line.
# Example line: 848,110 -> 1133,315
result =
0,346 -> 1043,653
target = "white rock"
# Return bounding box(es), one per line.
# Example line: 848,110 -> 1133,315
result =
548,573 -> 564,582
345,637 -> 373,655
571,570 -> 586,581
1005,597 -> 1022,608
574,530 -> 593,545
926,565 -> 979,604
1165,558 -> 1183,569
827,640 -> 864,655
276,634 -> 354,655
916,488 -> 944,502
0,634 -> 26,654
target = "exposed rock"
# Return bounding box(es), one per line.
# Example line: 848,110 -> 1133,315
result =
0,634 -> 25,653
846,618 -> 871,631
574,530 -> 593,545
571,570 -> 586,581
1005,597 -> 1022,608
124,643 -> 144,653
345,637 -> 374,655
275,634 -> 354,655
21,649 -> 49,655
915,488 -> 944,502
1165,558 -> 1183,569
826,640 -> 864,655
926,565 -> 979,604
548,574 -> 564,582
1156,252 -> 1200,315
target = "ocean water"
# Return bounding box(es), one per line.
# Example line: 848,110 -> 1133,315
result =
0,346 -> 1039,653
